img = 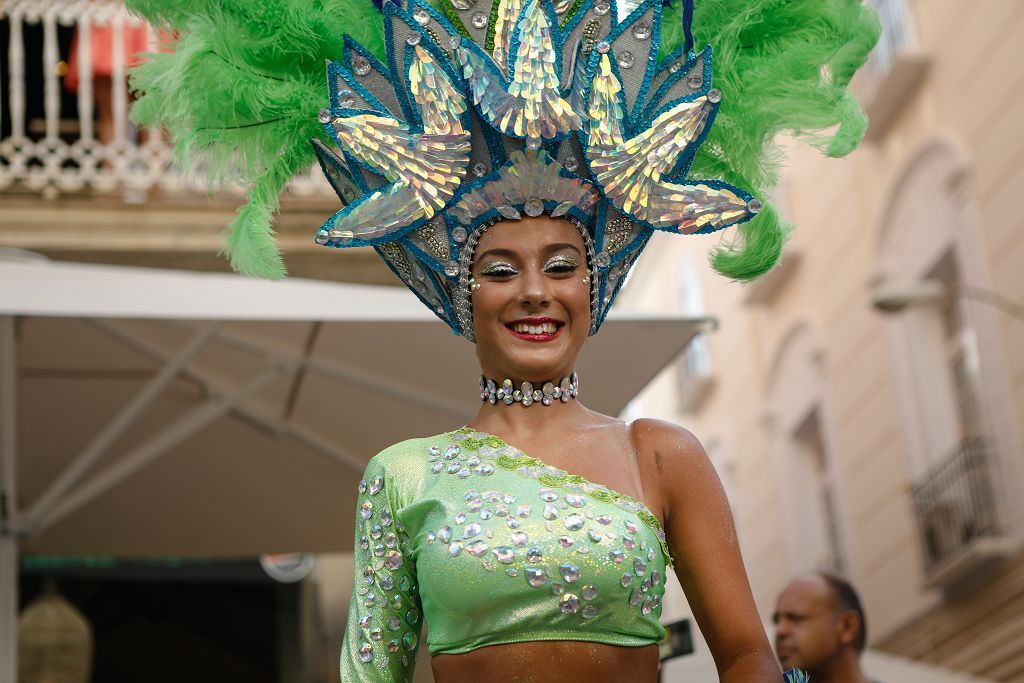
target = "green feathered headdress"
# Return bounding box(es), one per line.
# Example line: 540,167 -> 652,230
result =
127,0 -> 878,323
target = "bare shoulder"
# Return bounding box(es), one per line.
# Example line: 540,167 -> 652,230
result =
630,417 -> 709,472
629,418 -> 723,520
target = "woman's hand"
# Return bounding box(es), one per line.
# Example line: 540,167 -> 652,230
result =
634,419 -> 782,682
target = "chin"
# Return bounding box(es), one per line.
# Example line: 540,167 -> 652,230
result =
484,336 -> 577,375
510,342 -> 580,376
503,355 -> 571,382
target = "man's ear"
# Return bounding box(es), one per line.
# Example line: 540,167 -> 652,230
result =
837,610 -> 861,647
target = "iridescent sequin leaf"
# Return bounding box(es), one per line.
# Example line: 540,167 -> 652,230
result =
491,0 -> 525,74
458,0 -> 581,141
321,43 -> 472,246
585,52 -> 753,233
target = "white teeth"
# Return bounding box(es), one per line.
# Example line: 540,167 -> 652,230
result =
512,322 -> 557,334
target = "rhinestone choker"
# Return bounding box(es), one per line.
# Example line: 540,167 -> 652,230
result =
480,373 -> 579,407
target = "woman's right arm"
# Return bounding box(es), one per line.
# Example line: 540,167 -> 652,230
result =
637,419 -> 783,682
339,457 -> 424,682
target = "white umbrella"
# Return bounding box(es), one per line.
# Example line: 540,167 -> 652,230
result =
0,256 -> 709,676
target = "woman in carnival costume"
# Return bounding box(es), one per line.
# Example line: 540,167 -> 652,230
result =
127,0 -> 879,679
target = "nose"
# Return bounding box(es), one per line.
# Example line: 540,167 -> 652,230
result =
517,265 -> 552,310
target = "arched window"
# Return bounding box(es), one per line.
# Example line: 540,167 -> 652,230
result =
874,139 -> 1020,584
766,324 -> 847,574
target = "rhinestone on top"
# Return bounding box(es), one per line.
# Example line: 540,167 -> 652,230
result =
560,593 -> 580,614
493,546 -> 515,563
525,567 -> 547,587
564,515 -> 585,531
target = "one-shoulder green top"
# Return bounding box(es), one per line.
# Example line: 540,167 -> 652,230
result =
339,428 -> 674,681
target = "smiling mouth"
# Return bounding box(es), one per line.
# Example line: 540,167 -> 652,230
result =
505,318 -> 565,341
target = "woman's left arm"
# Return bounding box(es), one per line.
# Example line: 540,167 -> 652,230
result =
636,419 -> 781,682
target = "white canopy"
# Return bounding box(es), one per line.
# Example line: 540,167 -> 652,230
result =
0,257 -> 709,556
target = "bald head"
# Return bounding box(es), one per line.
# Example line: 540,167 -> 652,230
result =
772,573 -> 866,677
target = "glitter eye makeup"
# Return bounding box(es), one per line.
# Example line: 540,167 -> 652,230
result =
478,261 -> 519,277
543,255 -> 581,273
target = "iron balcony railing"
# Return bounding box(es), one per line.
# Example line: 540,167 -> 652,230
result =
912,437 -> 1001,575
0,0 -> 328,199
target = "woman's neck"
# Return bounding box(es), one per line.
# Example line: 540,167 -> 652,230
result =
466,394 -> 595,443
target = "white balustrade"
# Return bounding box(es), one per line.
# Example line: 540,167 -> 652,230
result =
852,0 -> 926,117
0,0 -> 331,200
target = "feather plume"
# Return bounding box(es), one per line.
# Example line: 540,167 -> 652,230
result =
659,0 -> 880,280
126,0 -> 386,277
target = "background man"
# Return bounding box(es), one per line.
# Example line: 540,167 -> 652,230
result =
773,573 -> 879,683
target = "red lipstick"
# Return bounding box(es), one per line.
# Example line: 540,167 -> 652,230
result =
504,317 -> 565,342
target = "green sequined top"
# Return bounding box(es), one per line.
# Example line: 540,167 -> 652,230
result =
339,429 -> 674,681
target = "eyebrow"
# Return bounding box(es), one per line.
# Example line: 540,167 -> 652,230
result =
476,243 -> 583,261
544,243 -> 583,256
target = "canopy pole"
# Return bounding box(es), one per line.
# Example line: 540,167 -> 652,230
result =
34,364 -> 283,534
88,320 -> 367,474
0,534 -> 15,683
0,316 -> 19,683
208,325 -> 473,420
24,322 -> 221,532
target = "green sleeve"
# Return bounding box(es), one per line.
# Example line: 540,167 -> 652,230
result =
339,455 -> 424,682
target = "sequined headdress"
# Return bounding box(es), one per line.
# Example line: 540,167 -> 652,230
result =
310,0 -> 764,339
128,0 -> 880,339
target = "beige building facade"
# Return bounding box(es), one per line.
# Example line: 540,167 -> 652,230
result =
619,0 -> 1024,680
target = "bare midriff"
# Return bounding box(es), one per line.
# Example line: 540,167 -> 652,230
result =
431,640 -> 661,682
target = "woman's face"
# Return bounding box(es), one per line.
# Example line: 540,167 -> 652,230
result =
470,216 -> 591,382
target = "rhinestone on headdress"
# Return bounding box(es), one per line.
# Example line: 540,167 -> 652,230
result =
352,56 -> 371,76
